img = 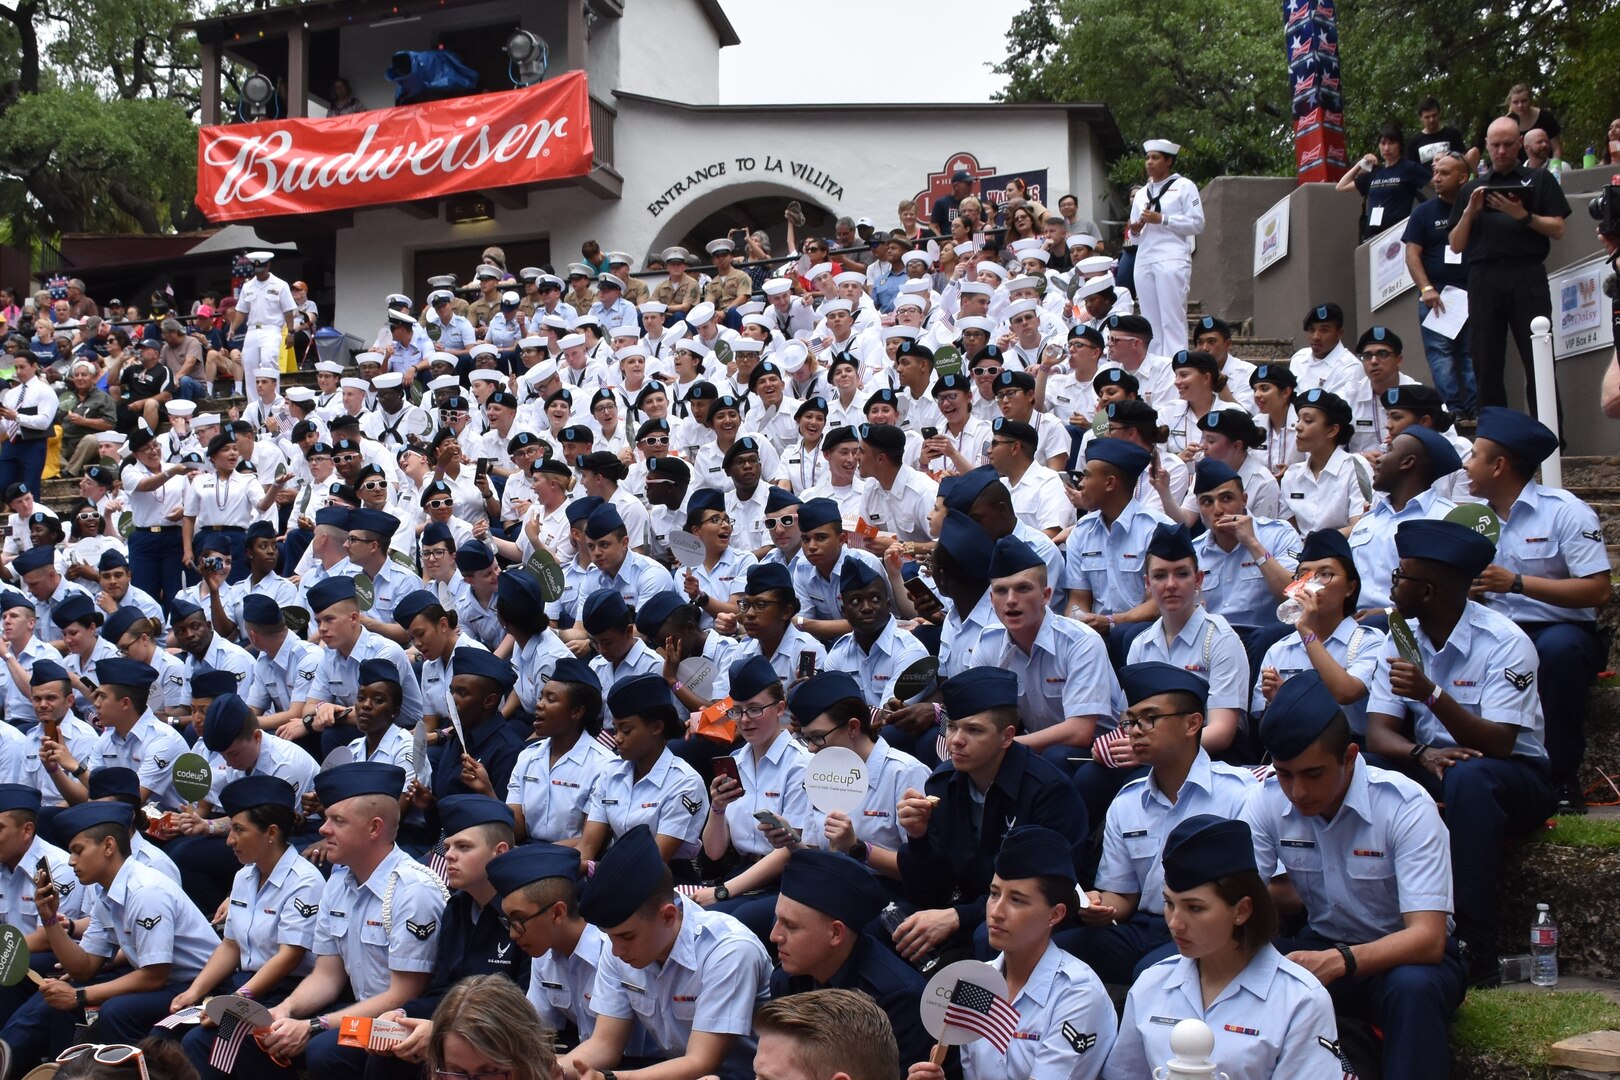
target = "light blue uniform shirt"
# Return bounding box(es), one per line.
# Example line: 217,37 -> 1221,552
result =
1126,607 -> 1250,713
3,636 -> 63,724
224,844 -> 325,975
207,733 -> 320,806
978,614 -> 1122,731
0,834 -> 84,930
735,625 -> 824,687
1241,761 -> 1452,943
681,548 -> 758,631
21,715 -> 96,805
1254,617 -> 1385,737
420,632 -> 487,722
587,747 -> 708,858
722,730 -> 811,857
1095,749 -> 1259,915
825,618 -> 928,709
587,640 -> 664,729
1064,500 -> 1170,615
1193,518 -> 1301,627
577,553 -> 678,623
1104,946 -> 1343,1080
529,922 -> 655,1054
1349,488 -> 1456,610
245,633 -> 322,716
1366,600 -> 1548,762
62,638 -> 120,715
802,738 -> 930,855
1486,480 -> 1610,624
507,734 -> 614,843
309,629 -> 425,728
82,858 -> 218,981
148,648 -> 191,716
938,588 -> 1001,679
515,631 -> 575,717
313,845 -> 448,998
91,712 -> 191,810
183,633 -> 257,703
590,899 -> 770,1079
792,547 -> 883,622
964,942 -> 1116,1080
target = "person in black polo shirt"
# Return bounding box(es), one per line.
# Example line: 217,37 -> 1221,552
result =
117,337 -> 174,433
1447,116 -> 1570,414
1402,150 -> 1477,418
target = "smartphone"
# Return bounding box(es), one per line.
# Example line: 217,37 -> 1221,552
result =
42,715 -> 59,747
920,426 -> 938,440
904,576 -> 940,609
713,757 -> 742,791
753,810 -> 800,842
34,856 -> 51,892
797,650 -> 817,680
475,457 -> 492,482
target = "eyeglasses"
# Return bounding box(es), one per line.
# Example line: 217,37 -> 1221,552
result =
1119,710 -> 1194,733
425,499 -> 453,510
59,1045 -> 149,1080
1360,349 -> 1395,360
359,480 -> 387,491
726,701 -> 780,721
764,514 -> 796,530
344,535 -> 379,547
422,548 -> 449,559
496,907 -> 542,934
989,438 -> 1020,448
1390,568 -> 1434,588
701,514 -> 731,527
993,390 -> 1025,402
971,367 -> 1001,377
333,453 -> 359,463
641,435 -> 670,446
736,598 -> 781,613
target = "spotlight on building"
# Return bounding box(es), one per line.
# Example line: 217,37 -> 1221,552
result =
504,29 -> 548,87
240,73 -> 276,121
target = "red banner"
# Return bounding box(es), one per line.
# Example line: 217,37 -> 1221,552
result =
196,72 -> 594,222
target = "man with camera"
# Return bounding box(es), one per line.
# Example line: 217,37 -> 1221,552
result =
1447,116 -> 1570,415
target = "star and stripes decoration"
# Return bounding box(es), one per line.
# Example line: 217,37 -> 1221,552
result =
944,979 -> 1019,1054
426,837 -> 450,884
208,1007 -> 254,1073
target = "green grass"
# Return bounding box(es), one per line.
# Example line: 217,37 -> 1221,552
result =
1535,816 -> 1620,850
1454,989 -> 1620,1067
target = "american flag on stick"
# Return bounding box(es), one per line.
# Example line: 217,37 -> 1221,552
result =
944,980 -> 1019,1053
427,837 -> 450,884
208,1007 -> 254,1073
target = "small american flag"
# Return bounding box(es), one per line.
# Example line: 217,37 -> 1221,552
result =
154,1006 -> 205,1029
427,838 -> 450,884
209,1008 -> 253,1073
944,980 -> 1019,1053
594,729 -> 619,753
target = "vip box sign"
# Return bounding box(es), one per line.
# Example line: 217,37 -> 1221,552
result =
172,752 -> 214,805
805,746 -> 869,815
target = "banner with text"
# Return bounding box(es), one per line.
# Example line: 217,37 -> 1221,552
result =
1253,193 -> 1292,276
1368,221 -> 1413,310
196,72 -> 594,222
1551,255 -> 1616,359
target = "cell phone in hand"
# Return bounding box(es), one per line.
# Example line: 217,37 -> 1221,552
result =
920,426 -> 938,440
903,576 -> 940,609
753,810 -> 800,842
797,650 -> 817,680
35,856 -> 51,891
714,757 -> 742,791
475,457 -> 492,482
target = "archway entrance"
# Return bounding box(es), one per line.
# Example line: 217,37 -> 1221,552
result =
672,195 -> 838,266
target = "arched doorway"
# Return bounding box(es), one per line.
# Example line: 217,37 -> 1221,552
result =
642,180 -> 843,268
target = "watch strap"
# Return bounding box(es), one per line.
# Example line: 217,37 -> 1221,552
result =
1334,942 -> 1358,978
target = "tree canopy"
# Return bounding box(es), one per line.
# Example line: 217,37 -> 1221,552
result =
997,0 -> 1620,184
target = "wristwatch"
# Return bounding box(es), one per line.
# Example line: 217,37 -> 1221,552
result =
308,1016 -> 330,1036
1511,573 -> 1525,594
71,763 -> 87,780
1334,942 -> 1358,978
713,884 -> 731,902
850,840 -> 870,864
1409,742 -> 1430,760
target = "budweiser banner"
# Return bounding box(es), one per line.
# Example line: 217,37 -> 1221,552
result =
196,71 -> 594,222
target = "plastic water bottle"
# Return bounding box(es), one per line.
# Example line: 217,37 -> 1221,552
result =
1549,158 -> 1564,184
1276,582 -> 1323,625
1585,146 -> 1600,169
1531,904 -> 1559,986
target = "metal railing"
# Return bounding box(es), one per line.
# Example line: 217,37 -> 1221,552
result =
589,95 -> 615,172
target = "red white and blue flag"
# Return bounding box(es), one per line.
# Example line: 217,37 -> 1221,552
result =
944,980 -> 1019,1053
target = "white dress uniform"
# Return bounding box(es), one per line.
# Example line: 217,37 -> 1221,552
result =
22,715 -> 97,805
691,436 -> 783,496
1064,499 -> 1172,616
978,614 -> 1122,733
778,441 -> 829,495
308,629 -> 426,729
235,273 -> 296,375
1279,448 -> 1371,534
824,617 -> 929,709
1192,519 -> 1301,628
799,478 -> 867,526
1004,464 -> 1076,533
1288,341 -> 1361,397
0,373 -> 60,443
1099,354 -> 1177,409
1240,762 -> 1453,946
313,846 -> 448,998
1366,600 -> 1549,763
792,547 -> 884,623
223,844 -> 325,977
858,465 -> 938,543
1346,373 -> 1420,453
1129,171 -> 1204,355
184,471 -> 266,532
0,834 -> 84,930
1126,607 -> 1251,713
1254,617 -> 1386,736
1095,750 -> 1259,917
361,403 -> 434,449
1104,947 -> 1343,1080
921,418 -> 992,480
964,941 -> 1117,1080
1347,488 -> 1456,610
507,734 -> 614,843
1257,410 -> 1304,474
725,485 -> 770,553
244,633 -> 322,718
586,746 -> 708,857
90,711 -> 191,809
589,898 -> 770,1080
721,730 -> 812,858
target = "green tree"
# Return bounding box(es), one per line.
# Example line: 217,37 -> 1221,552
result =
0,0 -> 203,246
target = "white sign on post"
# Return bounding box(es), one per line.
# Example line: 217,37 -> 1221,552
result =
1368,221 -> 1415,310
1253,194 -> 1292,276
1551,256 -> 1616,359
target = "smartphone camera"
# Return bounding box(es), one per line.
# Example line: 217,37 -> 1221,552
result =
201,555 -> 226,575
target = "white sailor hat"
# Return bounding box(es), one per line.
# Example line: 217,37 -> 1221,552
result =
900,249 -> 932,265
517,336 -> 547,351
616,344 -> 649,360
1003,298 -> 1040,319
894,293 -> 927,312
882,325 -> 921,341
469,342 -> 501,359
705,238 -> 735,255
686,302 -> 717,327
254,366 -> 281,380
354,351 -> 385,367
372,372 -> 404,389
638,301 -> 668,314
959,281 -> 994,298
572,313 -> 603,330
732,338 -> 764,354
737,300 -> 765,316
675,337 -> 709,356
610,324 -> 641,340
340,377 -> 370,391
1076,255 -> 1115,275
315,360 -> 345,374
898,279 -> 930,296
193,413 -> 222,428
821,299 -> 854,315
1008,238 -> 1045,254
1144,139 -> 1182,156
429,351 -> 459,366
285,386 -> 317,403
96,431 -> 126,445
428,374 -> 462,392
468,369 -> 506,383
1020,248 -> 1051,265
541,313 -> 574,332
1078,274 -> 1117,300
165,400 -> 197,417
529,361 -> 560,383
833,271 -> 866,288
762,278 -> 793,297
1066,233 -> 1100,250
977,262 -> 1010,281
804,263 -> 836,281
740,313 -> 773,330
557,334 -> 587,350
1004,276 -> 1042,293
775,341 -> 808,374
956,316 -> 996,334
